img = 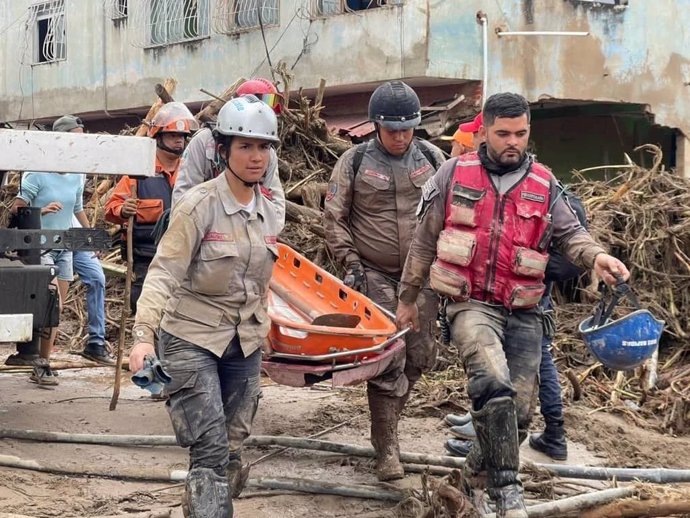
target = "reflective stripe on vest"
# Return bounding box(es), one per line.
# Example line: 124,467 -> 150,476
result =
430,152 -> 553,309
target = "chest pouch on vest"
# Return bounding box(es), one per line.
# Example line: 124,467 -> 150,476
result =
506,279 -> 545,309
429,261 -> 471,301
514,200 -> 550,248
512,247 -> 549,278
437,229 -> 477,267
449,184 -> 485,228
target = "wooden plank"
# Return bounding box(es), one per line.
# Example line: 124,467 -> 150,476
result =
0,130 -> 156,177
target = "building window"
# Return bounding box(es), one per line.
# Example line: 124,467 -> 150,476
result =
213,0 -> 279,35
110,0 -> 128,19
31,0 -> 65,64
310,0 -> 403,18
148,0 -> 210,46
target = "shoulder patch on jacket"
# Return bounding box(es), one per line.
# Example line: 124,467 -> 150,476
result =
416,176 -> 440,219
325,181 -> 338,202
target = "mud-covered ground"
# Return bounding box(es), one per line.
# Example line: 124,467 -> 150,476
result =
0,344 -> 689,517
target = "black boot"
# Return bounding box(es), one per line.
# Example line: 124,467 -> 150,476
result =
529,419 -> 568,461
472,397 -> 527,518
183,467 -> 232,518
367,392 -> 404,481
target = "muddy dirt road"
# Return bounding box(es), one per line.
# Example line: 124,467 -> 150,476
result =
1,345 -> 689,517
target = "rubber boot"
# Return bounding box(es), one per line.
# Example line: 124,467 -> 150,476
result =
529,419 -> 568,461
227,459 -> 249,498
444,412 -> 472,427
367,392 -> 405,481
449,421 -> 476,440
459,439 -> 491,514
472,397 -> 527,518
182,467 -> 232,518
445,438 -> 472,457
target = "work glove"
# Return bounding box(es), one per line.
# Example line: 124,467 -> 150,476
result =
131,355 -> 172,395
343,261 -> 367,294
542,308 -> 556,339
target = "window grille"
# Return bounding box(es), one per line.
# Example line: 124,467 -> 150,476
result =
106,0 -> 129,20
213,0 -> 279,35
309,0 -> 403,17
128,0 -> 210,48
29,0 -> 65,63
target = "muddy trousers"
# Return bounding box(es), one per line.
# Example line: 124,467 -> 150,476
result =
447,301 -> 541,517
364,268 -> 439,480
159,330 -> 262,517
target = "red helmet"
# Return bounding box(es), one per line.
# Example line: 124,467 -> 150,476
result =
236,78 -> 282,114
147,102 -> 199,138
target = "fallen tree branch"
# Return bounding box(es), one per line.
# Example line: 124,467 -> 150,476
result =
483,487 -> 636,518
579,495 -> 690,518
4,431 -> 689,483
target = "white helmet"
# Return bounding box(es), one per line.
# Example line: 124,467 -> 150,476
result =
214,95 -> 279,143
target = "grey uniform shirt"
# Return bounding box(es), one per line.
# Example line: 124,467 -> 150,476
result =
323,138 -> 445,275
133,173 -> 284,358
399,157 -> 606,304
173,127 -> 286,226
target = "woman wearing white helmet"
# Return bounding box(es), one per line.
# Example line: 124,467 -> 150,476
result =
128,95 -> 283,517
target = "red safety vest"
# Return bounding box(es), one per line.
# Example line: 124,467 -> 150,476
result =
429,152 -> 553,309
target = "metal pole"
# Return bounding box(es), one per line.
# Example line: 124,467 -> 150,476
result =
476,11 -> 489,104
496,31 -> 589,37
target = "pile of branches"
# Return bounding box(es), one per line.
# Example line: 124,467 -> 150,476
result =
548,145 -> 690,435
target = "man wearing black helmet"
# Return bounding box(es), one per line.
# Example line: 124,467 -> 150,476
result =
324,80 -> 445,482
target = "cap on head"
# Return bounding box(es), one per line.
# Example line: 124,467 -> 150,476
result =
459,113 -> 483,134
53,115 -> 84,133
368,80 -> 421,131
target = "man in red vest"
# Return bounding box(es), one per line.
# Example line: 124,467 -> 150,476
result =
396,92 -> 628,517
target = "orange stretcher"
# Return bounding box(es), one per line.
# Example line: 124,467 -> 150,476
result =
262,244 -> 408,387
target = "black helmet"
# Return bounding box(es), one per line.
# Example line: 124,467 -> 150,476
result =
368,80 -> 421,130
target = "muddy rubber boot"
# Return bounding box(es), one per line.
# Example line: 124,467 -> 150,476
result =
472,397 -> 527,518
367,392 -> 405,481
459,439 -> 491,514
444,412 -> 472,427
183,467 -> 232,518
449,421 -> 476,440
445,438 -> 473,457
227,459 -> 250,498
529,419 -> 567,461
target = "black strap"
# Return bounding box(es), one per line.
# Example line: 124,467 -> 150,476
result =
351,138 -> 442,176
591,276 -> 641,328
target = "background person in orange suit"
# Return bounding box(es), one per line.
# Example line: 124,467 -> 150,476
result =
105,102 -> 199,314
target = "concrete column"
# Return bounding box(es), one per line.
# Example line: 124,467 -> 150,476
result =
677,131 -> 690,178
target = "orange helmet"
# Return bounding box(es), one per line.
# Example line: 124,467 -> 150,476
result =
147,102 -> 199,138
236,78 -> 282,114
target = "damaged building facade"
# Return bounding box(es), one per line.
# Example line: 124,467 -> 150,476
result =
0,0 -> 688,177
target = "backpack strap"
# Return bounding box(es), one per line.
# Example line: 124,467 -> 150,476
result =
351,138 -> 441,176
351,141 -> 369,176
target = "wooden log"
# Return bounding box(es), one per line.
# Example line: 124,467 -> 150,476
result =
484,487 -> 636,518
100,260 -> 127,278
135,78 -> 177,137
195,77 -> 246,123
154,83 -> 175,103
0,360 -> 127,372
285,199 -> 324,237
285,182 -> 327,201
579,496 -> 690,518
